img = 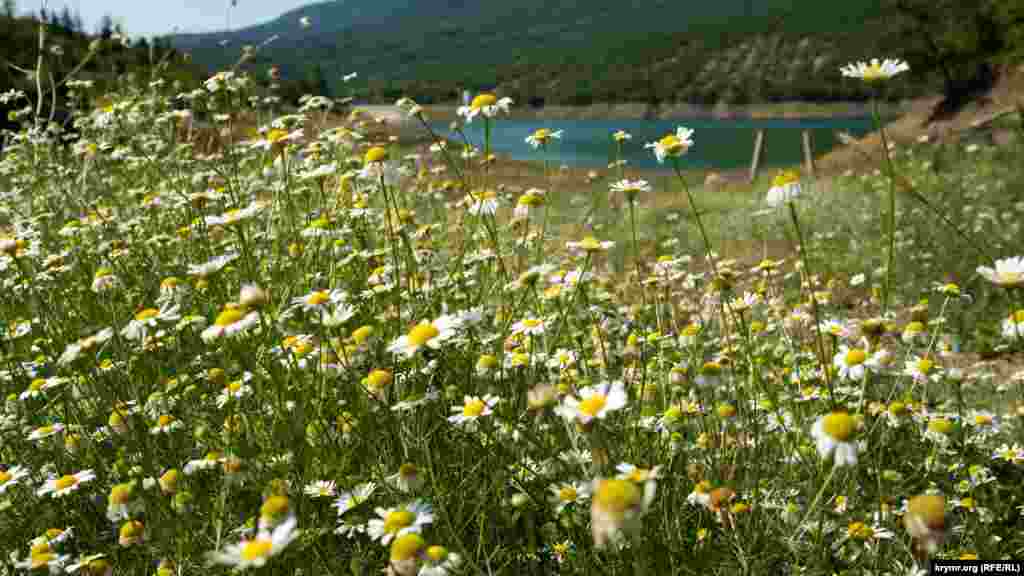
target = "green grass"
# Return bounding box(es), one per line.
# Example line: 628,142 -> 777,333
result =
2,59 -> 1024,576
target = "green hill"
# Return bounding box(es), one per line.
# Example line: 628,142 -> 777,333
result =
168,0 -> 947,106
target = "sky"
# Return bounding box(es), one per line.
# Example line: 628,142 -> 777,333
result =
38,0 -> 313,38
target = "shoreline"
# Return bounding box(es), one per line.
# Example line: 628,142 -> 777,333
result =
411,100 -> 915,123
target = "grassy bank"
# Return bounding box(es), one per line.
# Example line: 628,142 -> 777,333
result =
2,61 -> 1024,576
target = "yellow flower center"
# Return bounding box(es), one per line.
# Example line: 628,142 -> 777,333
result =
0,470 -> 10,484
463,398 -> 486,417
716,404 -> 736,419
889,402 -> 907,416
821,412 -> 856,441
240,539 -> 274,562
390,533 -> 425,562
477,354 -> 498,369
267,128 -> 289,144
408,323 -> 440,347
29,378 -> 46,391
847,522 -> 874,540
594,479 -> 641,514
364,146 -> 389,164
523,319 -> 542,329
906,494 -> 945,530
352,325 -> 374,344
772,169 -> 800,187
928,418 -> 953,435
579,393 -> 607,418
228,381 -> 243,393
383,509 -> 416,534
214,308 -> 245,327
658,134 -> 683,154
157,415 -> 175,427
110,484 -> 132,504
578,236 -> 603,251
306,291 -> 330,306
425,545 -> 448,562
844,349 -> 867,366
261,495 -> 290,518
55,475 -> 78,490
30,552 -> 55,569
470,93 -> 497,110
558,486 -> 578,502
366,369 -> 392,389
916,358 -> 934,374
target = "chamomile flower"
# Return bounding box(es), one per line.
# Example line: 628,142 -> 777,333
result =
0,465 -> 29,494
833,346 -> 870,381
37,469 -> 95,498
644,126 -> 694,163
1002,310 -> 1024,341
58,327 -> 113,365
810,412 -> 859,468
419,545 -> 461,576
448,394 -> 499,427
765,170 -> 801,207
566,236 -> 614,254
977,256 -> 1024,288
121,303 -> 180,341
549,481 -> 590,514
555,381 -> 628,425
456,93 -> 513,123
206,515 -> 300,570
187,252 -> 239,278
387,315 -> 462,358
387,463 -> 424,493
466,188 -> 499,216
27,422 -> 65,441
590,478 -> 647,549
612,130 -> 632,142
510,316 -> 547,337
609,179 -> 651,203
366,501 -> 433,545
903,355 -> 939,384
903,494 -> 946,554
201,305 -> 260,343
334,482 -> 377,516
525,128 -> 563,149
840,58 -> 910,82
304,480 -> 337,499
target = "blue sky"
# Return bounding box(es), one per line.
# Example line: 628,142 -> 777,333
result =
41,0 -> 312,38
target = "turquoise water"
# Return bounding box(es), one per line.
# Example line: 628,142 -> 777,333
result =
427,117 -> 878,172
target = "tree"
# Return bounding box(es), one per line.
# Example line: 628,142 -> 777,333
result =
885,0 -> 1007,120
58,6 -> 73,33
97,13 -> 113,39
2,0 -> 15,19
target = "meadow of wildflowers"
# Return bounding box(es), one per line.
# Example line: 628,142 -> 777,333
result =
1,50 -> 1024,576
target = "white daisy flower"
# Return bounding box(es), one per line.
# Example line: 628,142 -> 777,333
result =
555,381 -> 628,425
206,515 -> 300,569
37,469 -> 96,498
365,501 -> 433,545
644,126 -> 694,163
810,413 -> 859,468
833,345 -> 870,381
510,316 -> 547,337
1002,310 -> 1024,340
525,128 -> 563,149
840,58 -> 910,82
201,307 -> 260,343
121,303 -> 180,341
304,480 -> 337,499
549,481 -> 591,514
334,482 -> 377,516
0,465 -> 30,494
466,189 -> 499,216
387,314 -> 463,358
456,93 -> 513,123
187,252 -> 239,278
977,256 -> 1024,287
609,179 -> 651,202
448,394 -> 500,428
27,422 -> 65,441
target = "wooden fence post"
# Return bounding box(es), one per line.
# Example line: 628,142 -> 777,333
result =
749,129 -> 765,183
802,130 -> 816,178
